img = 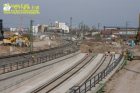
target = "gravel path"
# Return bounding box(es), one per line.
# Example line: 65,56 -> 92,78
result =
104,60 -> 140,93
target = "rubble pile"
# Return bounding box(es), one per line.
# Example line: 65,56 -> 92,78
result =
80,41 -> 121,53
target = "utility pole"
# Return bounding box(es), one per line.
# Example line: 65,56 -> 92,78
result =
20,15 -> 23,33
70,17 -> 72,30
126,21 -> 128,41
98,23 -> 100,32
70,17 -> 72,40
139,13 -> 140,31
30,20 -> 33,54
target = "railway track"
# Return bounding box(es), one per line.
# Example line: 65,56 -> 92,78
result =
69,54 -> 114,93
0,40 -> 73,61
31,54 -> 95,93
0,40 -> 78,75
82,54 -> 113,83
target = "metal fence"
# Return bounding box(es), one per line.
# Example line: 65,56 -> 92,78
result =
0,43 -> 79,92
69,55 -> 123,93
0,43 -> 78,75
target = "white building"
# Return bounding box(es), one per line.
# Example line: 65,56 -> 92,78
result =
32,25 -> 39,35
55,21 -> 69,33
10,28 -> 17,32
32,24 -> 48,35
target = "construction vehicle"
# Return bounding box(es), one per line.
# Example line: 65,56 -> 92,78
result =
3,35 -> 18,45
3,34 -> 30,47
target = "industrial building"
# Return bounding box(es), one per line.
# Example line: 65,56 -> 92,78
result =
55,21 -> 69,33
101,26 -> 138,40
32,21 -> 69,34
32,24 -> 48,35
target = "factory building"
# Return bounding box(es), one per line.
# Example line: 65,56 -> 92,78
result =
101,27 -> 138,40
55,21 -> 69,33
32,24 -> 48,35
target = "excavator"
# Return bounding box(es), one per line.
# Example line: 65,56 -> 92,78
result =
3,35 -> 18,45
3,34 -> 30,47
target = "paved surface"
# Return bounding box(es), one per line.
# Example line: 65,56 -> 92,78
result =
1,53 -> 86,93
51,54 -> 104,93
104,60 -> 140,93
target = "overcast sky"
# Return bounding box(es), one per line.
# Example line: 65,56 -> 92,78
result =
0,0 -> 140,28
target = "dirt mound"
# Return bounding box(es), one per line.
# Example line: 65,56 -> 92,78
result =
80,41 -> 120,53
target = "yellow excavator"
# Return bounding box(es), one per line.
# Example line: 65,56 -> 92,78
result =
3,35 -> 18,45
3,34 -> 30,47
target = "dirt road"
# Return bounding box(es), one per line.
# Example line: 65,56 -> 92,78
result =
104,60 -> 140,93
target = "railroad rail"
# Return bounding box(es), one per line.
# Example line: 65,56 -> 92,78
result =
85,54 -> 114,82
0,40 -> 78,75
68,54 -> 113,93
69,54 -> 123,93
31,54 -> 95,93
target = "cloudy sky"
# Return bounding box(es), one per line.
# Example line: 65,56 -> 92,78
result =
0,0 -> 140,28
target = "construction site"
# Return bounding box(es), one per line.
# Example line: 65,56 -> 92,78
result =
0,16 -> 139,93
0,31 -> 63,56
0,1 -> 140,92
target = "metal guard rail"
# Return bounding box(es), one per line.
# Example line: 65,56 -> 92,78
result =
0,40 -> 72,59
0,44 -> 78,75
69,55 -> 123,93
